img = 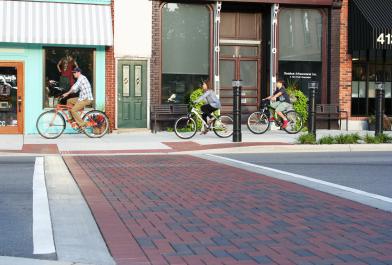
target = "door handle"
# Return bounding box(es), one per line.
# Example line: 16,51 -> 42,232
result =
17,96 -> 22,113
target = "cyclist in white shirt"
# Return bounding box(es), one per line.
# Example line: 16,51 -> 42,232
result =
62,67 -> 93,129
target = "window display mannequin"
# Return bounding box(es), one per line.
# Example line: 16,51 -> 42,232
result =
57,50 -> 78,91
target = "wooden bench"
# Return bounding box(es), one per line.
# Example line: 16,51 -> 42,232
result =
150,104 -> 189,133
316,104 -> 348,131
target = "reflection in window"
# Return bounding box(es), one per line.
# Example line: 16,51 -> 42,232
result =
303,11 -> 311,46
279,9 -> 322,61
278,8 -> 322,101
44,47 -> 95,108
351,50 -> 392,116
289,14 -> 294,48
161,3 -> 210,104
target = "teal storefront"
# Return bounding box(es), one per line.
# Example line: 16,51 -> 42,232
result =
0,0 -> 112,134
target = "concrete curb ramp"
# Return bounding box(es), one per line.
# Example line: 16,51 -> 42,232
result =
45,155 -> 115,265
176,143 -> 392,154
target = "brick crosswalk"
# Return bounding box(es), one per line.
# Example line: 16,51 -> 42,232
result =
64,155 -> 392,265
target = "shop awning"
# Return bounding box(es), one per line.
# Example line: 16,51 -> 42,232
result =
0,1 -> 113,46
349,0 -> 392,51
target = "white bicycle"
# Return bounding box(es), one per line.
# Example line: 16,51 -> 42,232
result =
174,107 -> 233,139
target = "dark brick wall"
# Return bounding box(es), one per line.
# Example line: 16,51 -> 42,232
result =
329,5 -> 341,105
151,1 -> 161,106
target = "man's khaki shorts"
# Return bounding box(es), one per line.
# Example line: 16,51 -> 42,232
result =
270,101 -> 290,113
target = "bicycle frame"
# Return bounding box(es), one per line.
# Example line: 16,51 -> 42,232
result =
49,103 -> 90,128
189,107 -> 219,129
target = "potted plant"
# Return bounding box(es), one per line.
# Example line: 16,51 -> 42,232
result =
368,114 -> 392,131
367,115 -> 376,130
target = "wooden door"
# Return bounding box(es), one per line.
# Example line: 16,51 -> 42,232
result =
219,48 -> 260,115
117,60 -> 148,128
0,62 -> 24,134
219,12 -> 262,116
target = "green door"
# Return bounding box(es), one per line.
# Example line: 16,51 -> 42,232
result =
118,60 -> 147,128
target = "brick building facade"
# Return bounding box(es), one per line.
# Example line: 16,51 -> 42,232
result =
339,0 -> 355,126
106,0 -> 391,132
147,0 -> 343,130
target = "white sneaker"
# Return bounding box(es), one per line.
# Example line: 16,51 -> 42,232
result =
200,126 -> 208,135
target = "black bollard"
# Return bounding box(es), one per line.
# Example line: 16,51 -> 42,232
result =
232,80 -> 242,142
375,82 -> 385,136
308,81 -> 318,136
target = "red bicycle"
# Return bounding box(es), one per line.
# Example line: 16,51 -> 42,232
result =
36,98 -> 109,139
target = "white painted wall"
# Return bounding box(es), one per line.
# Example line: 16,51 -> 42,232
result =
114,0 -> 152,58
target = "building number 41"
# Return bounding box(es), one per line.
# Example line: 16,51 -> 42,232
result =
377,33 -> 392,45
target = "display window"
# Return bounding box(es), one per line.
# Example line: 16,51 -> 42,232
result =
44,47 -> 95,108
278,8 -> 323,102
161,3 -> 211,104
351,50 -> 392,116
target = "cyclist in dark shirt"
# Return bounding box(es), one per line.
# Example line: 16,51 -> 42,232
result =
263,79 -> 291,129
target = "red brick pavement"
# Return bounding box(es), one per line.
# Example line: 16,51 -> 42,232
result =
1,144 -> 59,154
64,155 -> 392,265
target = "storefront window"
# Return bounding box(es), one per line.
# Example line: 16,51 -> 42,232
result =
161,3 -> 210,104
279,9 -> 322,101
352,50 -> 392,116
0,67 -> 17,127
44,47 -> 95,108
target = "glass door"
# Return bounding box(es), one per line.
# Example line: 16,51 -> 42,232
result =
219,45 -> 260,116
0,62 -> 24,134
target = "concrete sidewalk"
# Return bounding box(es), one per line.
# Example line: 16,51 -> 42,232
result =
0,256 -> 93,265
1,129 -> 391,154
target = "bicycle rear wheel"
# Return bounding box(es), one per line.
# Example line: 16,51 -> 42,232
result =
283,110 -> 303,134
213,115 -> 233,138
247,111 -> 270,134
174,116 -> 197,139
36,110 -> 66,139
82,110 -> 109,138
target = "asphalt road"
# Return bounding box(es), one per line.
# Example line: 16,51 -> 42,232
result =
219,151 -> 392,198
0,157 -> 55,260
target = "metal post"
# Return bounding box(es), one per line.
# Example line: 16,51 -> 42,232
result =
308,81 -> 318,136
270,4 -> 279,94
232,80 -> 242,142
375,82 -> 385,136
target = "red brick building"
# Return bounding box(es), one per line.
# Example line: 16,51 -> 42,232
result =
108,0 -> 391,131
147,0 -> 343,129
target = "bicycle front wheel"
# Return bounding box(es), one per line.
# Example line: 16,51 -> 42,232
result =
36,110 -> 66,139
247,111 -> 270,134
174,116 -> 197,139
283,110 -> 304,134
82,110 -> 110,138
213,115 -> 233,138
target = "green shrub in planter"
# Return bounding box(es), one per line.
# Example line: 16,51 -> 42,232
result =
188,88 -> 204,130
365,133 -> 392,143
378,133 -> 392,143
334,133 -> 361,144
364,134 -> 379,144
287,87 -> 308,126
317,135 -> 335,144
297,133 -> 316,144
